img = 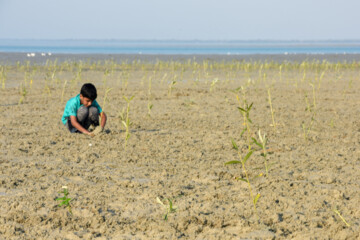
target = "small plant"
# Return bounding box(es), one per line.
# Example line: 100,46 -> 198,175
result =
1,66 -> 6,89
302,84 -> 317,142
210,78 -> 218,92
18,84 -> 28,105
122,96 -> 134,148
267,88 -> 276,128
238,101 -> 254,150
168,80 -> 177,97
56,186 -> 72,214
225,143 -> 261,219
147,102 -> 153,116
156,197 -> 177,221
148,75 -> 154,116
61,80 -> 68,104
103,68 -> 110,87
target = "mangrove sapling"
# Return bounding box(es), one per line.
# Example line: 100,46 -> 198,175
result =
147,102 -> 154,116
18,84 -> 28,105
302,84 -> 317,141
238,101 -> 254,151
210,78 -> 218,92
122,96 -> 134,148
232,86 -> 252,144
95,87 -> 113,134
168,80 -> 177,97
61,80 -> 68,104
103,68 -> 110,87
267,88 -> 276,128
56,186 -> 72,214
148,76 -> 154,116
225,142 -> 260,219
156,197 -> 177,221
1,66 -> 6,89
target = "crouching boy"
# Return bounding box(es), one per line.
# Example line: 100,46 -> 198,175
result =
62,83 -> 106,136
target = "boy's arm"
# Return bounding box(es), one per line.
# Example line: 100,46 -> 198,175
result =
100,111 -> 107,129
70,116 -> 94,136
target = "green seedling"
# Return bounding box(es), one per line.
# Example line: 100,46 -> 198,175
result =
210,78 -> 218,92
225,142 -> 260,219
332,208 -> 351,227
61,80 -> 68,104
233,87 -> 253,148
156,197 -> 177,221
252,130 -> 269,176
92,87 -> 113,134
148,75 -> 154,116
103,68 -> 110,87
238,101 -> 254,150
1,66 -> 6,89
168,80 -> 177,97
122,96 -> 134,148
267,88 -> 276,128
56,186 -> 72,214
302,84 -> 317,142
147,102 -> 153,116
18,84 -> 28,105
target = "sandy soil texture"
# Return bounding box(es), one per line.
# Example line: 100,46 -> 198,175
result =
1,57 -> 360,239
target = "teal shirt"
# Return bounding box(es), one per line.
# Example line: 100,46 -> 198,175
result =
61,94 -> 102,125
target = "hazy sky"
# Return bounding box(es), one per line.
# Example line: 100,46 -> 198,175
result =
0,0 -> 359,40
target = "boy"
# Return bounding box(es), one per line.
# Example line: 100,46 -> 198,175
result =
62,83 -> 107,136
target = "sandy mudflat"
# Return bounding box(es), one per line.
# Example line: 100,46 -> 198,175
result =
0,54 -> 360,239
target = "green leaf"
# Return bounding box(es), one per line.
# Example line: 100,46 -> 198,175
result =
235,177 -> 248,183
242,151 -> 253,164
238,107 -> 246,113
252,138 -> 262,148
234,87 -> 241,92
168,199 -> 173,209
248,102 -> 253,111
254,193 -> 261,205
231,138 -> 239,150
225,160 -> 241,165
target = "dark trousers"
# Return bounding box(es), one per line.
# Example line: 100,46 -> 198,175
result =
66,106 -> 99,133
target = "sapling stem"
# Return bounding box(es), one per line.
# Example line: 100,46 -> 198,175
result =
122,96 -> 134,149
226,144 -> 260,220
267,88 -> 276,128
61,80 -> 68,104
99,87 -> 113,128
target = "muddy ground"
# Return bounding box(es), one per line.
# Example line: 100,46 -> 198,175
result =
1,56 -> 359,239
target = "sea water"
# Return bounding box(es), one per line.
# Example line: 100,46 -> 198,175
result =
0,39 -> 360,54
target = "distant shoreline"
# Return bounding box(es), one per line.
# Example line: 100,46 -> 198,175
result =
1,52 -> 360,65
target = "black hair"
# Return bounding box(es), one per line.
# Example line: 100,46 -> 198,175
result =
80,83 -> 97,101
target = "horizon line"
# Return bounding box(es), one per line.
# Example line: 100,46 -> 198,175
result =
1,38 -> 360,42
